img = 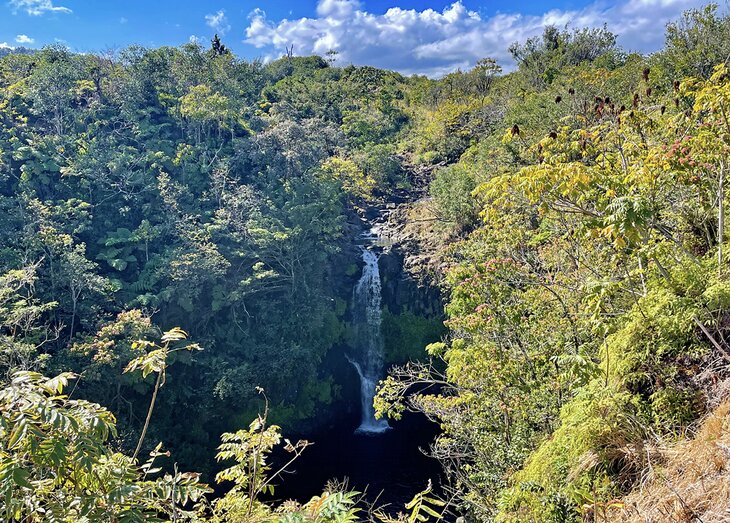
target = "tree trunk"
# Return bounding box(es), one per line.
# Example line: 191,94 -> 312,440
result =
68,292 -> 78,343
719,162 -> 725,274
133,370 -> 163,460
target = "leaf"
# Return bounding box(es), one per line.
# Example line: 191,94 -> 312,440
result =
12,467 -> 32,489
161,327 -> 188,343
109,259 -> 129,271
42,373 -> 76,395
7,420 -> 28,449
124,349 -> 167,377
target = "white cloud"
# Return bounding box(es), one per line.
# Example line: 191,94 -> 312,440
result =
244,0 -> 707,77
9,0 -> 72,16
0,42 -> 14,50
205,9 -> 231,35
189,35 -> 204,45
15,34 -> 34,44
316,0 -> 360,18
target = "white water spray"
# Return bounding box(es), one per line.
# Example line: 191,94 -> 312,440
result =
349,246 -> 391,434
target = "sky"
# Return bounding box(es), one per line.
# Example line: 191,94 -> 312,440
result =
0,0 -> 715,76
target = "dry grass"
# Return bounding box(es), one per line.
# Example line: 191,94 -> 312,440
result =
610,401 -> 730,522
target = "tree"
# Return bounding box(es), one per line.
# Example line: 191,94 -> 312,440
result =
24,46 -> 81,136
318,156 -> 376,200
0,266 -> 57,377
656,3 -> 730,81
509,25 -> 621,87
429,163 -> 479,230
211,34 -> 230,57
123,327 -> 202,459
210,392 -> 364,523
467,58 -> 502,104
676,64 -> 730,271
58,243 -> 109,342
179,84 -> 231,143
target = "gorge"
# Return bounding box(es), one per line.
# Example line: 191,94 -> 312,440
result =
3,8 -> 730,520
274,214 -> 444,506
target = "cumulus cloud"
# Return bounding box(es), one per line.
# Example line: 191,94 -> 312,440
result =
0,42 -> 14,50
15,34 -> 34,44
9,0 -> 72,16
244,0 -> 707,77
206,9 -> 231,35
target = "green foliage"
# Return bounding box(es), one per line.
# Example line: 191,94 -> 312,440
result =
4,6 -> 730,521
498,263 -> 716,518
351,144 -> 406,190
0,331 -> 360,523
211,405 -> 364,523
319,157 -> 376,200
509,25 -> 623,88
0,40 -> 413,473
654,3 -> 730,81
123,327 -> 203,460
381,309 -> 445,364
0,303 -> 367,522
215,417 -> 282,495
378,7 -> 730,521
403,481 -> 446,523
181,84 -> 230,123
0,370 -> 210,522
429,164 -> 480,230
277,491 -> 360,523
0,266 -> 56,374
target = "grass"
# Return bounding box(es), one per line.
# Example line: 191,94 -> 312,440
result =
611,400 -> 730,522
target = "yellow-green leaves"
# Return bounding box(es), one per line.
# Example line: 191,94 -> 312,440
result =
180,84 -> 230,123
125,343 -> 167,378
693,63 -> 730,120
124,328 -> 201,378
0,368 -> 212,521
160,326 -> 187,343
319,156 -> 376,200
403,481 -> 446,523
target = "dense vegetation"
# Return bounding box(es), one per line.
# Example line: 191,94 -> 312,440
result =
2,2 -> 730,522
377,4 -> 730,522
0,41 -> 419,468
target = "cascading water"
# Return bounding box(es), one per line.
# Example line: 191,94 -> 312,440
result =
349,245 -> 391,434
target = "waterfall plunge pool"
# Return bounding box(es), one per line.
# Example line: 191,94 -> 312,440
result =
272,410 -> 443,510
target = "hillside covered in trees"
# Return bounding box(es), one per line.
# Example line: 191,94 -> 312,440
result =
2,3 -> 730,522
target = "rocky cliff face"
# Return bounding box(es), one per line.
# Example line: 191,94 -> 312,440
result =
378,246 -> 441,317
354,199 -> 444,319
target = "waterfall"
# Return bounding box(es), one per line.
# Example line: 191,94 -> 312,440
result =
349,246 -> 391,434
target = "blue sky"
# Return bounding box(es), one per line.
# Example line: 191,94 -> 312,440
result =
0,0 -> 712,76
